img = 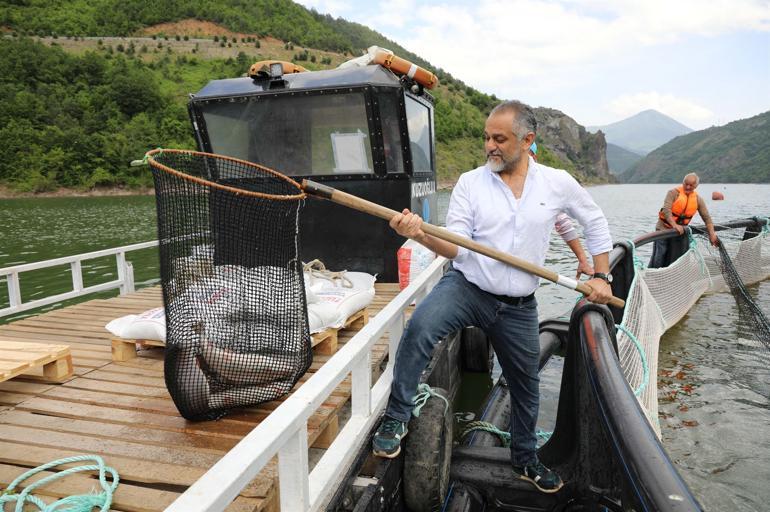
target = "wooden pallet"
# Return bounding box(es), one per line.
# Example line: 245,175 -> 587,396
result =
311,308 -> 369,355
0,340 -> 74,383
111,337 -> 165,362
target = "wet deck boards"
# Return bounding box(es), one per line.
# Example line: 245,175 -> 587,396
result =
0,283 -> 401,511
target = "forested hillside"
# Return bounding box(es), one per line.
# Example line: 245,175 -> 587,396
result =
1,0 -> 610,192
620,111 -> 770,183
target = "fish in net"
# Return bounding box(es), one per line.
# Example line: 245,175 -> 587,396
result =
147,149 -> 312,420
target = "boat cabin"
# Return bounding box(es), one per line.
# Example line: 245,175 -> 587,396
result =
188,64 -> 438,282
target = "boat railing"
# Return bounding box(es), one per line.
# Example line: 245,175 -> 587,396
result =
0,240 -> 159,318
165,256 -> 449,512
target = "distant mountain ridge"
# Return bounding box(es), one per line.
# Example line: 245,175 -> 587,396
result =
589,109 -> 693,155
605,143 -> 643,174
619,111 -> 770,183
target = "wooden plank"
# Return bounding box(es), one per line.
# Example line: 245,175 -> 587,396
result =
0,439 -> 207,487
0,462 -> 179,512
0,424 -> 224,468
16,397 -> 253,436
62,377 -> 171,399
0,410 -> 238,452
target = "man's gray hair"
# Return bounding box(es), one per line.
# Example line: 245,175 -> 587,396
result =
683,172 -> 700,186
489,100 -> 537,139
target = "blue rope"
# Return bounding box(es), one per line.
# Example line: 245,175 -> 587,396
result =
412,383 -> 449,417
458,421 -> 552,446
616,240 -> 653,397
615,323 -> 649,396
0,455 -> 118,512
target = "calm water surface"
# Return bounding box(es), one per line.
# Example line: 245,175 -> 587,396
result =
1,183 -> 768,509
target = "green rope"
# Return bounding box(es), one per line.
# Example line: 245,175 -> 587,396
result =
615,323 -> 649,396
458,421 -> 552,447
130,147 -> 163,167
411,383 -> 449,417
616,240 -> 655,398
0,455 -> 119,512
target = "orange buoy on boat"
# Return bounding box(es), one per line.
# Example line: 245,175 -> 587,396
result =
249,60 -> 307,79
712,191 -> 725,200
371,48 -> 438,89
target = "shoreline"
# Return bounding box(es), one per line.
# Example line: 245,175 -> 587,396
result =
0,186 -> 155,199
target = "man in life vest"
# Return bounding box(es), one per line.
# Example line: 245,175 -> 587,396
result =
373,100 -> 614,493
649,172 -> 718,268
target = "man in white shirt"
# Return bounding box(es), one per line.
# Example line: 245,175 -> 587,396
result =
372,100 -> 613,493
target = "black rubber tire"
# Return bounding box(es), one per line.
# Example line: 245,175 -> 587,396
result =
403,387 -> 453,512
461,326 -> 493,373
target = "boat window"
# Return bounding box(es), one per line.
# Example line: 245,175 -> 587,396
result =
405,96 -> 432,174
379,92 -> 405,174
200,92 -> 374,176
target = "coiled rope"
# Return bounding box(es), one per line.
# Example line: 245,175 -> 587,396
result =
0,455 -> 119,512
302,259 -> 353,288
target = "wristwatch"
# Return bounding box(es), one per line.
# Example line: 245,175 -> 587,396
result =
592,272 -> 613,283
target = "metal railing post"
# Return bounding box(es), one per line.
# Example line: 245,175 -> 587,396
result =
70,261 -> 84,292
278,427 -> 310,511
7,273 -> 21,309
351,351 -> 372,417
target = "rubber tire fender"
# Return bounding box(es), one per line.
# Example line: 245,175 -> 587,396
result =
403,387 -> 453,512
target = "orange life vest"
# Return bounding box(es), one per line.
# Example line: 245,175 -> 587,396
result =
659,186 -> 698,226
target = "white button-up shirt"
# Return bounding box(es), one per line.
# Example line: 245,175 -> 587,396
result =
447,156 -> 613,297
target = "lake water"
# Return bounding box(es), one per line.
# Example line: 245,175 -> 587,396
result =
1,183 -> 768,509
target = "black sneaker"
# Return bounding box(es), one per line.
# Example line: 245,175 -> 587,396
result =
512,461 -> 564,493
372,417 -> 408,458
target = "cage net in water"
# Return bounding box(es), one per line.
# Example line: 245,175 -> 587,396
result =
147,149 -> 312,420
696,224 -> 770,350
615,219 -> 770,435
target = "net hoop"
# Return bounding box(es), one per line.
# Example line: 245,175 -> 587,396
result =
145,148 -> 307,201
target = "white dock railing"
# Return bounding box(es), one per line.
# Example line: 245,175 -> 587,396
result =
166,256 -> 448,512
0,240 -> 158,318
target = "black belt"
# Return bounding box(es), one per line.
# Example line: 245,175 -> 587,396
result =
490,291 -> 535,306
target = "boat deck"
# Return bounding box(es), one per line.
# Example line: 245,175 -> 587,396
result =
0,284 -> 401,511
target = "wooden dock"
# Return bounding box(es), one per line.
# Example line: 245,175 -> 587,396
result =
0,283 -> 402,511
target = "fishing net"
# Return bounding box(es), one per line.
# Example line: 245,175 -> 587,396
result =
147,149 -> 312,420
615,220 -> 770,435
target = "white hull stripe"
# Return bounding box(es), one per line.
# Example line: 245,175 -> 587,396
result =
407,64 -> 418,78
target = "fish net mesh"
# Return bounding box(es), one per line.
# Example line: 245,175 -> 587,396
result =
616,221 -> 770,435
147,150 -> 312,420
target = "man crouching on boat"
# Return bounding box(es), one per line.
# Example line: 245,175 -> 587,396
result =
372,100 -> 614,494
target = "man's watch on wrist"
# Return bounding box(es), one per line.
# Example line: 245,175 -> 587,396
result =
592,272 -> 613,284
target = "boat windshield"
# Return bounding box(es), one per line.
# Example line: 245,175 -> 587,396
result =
201,91 -> 374,177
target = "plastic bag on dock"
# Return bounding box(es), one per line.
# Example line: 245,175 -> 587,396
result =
397,239 -> 435,290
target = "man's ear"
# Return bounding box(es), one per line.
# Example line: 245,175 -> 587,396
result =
523,132 -> 536,147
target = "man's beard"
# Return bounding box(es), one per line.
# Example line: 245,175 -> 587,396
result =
487,150 -> 521,173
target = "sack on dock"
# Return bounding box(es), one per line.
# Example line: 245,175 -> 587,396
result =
105,307 -> 166,341
313,271 -> 376,328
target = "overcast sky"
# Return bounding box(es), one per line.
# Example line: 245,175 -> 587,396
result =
298,0 -> 770,130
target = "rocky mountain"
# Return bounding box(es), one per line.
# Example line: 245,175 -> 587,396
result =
535,107 -> 612,183
606,143 -> 643,174
589,109 -> 693,155
619,111 -> 770,183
